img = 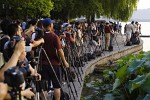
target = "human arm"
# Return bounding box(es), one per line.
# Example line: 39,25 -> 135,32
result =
0,40 -> 25,81
55,35 -> 69,68
0,83 -> 8,100
21,88 -> 35,99
30,38 -> 44,48
28,64 -> 41,81
3,87 -> 35,100
58,49 -> 69,68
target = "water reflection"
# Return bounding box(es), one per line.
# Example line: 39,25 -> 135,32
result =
141,37 -> 150,52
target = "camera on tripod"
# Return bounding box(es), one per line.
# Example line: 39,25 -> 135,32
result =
66,32 -> 72,38
4,65 -> 31,88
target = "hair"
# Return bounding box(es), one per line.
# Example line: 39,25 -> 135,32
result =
6,23 -> 19,38
16,20 -> 21,26
30,19 -> 37,26
131,21 -> 134,24
0,19 -> 12,34
37,20 -> 43,29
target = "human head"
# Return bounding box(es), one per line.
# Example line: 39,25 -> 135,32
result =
37,20 -> 43,29
42,18 -> 55,31
0,19 -> 11,34
135,21 -> 138,25
6,23 -> 22,38
131,21 -> 134,24
30,19 -> 37,26
16,20 -> 21,26
3,38 -> 26,62
106,21 -> 109,25
66,24 -> 72,31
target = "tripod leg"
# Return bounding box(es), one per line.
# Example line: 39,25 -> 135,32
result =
66,47 -> 82,86
68,55 -> 82,86
113,34 -> 120,50
66,68 -> 78,97
42,48 -> 68,100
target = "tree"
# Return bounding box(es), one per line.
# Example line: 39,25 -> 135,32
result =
51,0 -> 138,22
0,0 -> 53,19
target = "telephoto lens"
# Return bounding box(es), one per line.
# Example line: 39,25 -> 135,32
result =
19,65 -> 31,77
4,66 -> 31,87
4,67 -> 24,88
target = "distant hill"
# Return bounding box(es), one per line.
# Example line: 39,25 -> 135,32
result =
130,8 -> 150,22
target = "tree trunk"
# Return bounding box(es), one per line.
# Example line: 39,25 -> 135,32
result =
91,14 -> 95,22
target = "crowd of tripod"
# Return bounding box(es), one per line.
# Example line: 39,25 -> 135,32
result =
0,18 -> 123,100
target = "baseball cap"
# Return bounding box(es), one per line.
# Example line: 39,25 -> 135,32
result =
42,18 -> 55,27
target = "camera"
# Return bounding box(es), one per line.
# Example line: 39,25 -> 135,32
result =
66,32 -> 72,38
4,65 -> 31,87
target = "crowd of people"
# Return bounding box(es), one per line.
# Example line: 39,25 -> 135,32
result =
0,17 -> 139,100
124,21 -> 141,45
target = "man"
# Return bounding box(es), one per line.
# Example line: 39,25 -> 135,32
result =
125,22 -> 134,43
42,18 -> 69,100
104,22 -> 113,50
0,40 -> 35,100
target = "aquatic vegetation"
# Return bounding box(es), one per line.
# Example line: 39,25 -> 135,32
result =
82,51 -> 150,100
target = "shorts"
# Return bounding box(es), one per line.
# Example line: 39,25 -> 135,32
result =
41,65 -> 62,89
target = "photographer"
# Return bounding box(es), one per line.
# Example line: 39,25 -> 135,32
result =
23,20 -> 44,60
42,18 -> 69,100
0,24 -> 41,99
0,40 -> 35,100
0,39 -> 25,81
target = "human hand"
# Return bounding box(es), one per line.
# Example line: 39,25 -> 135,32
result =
21,88 -> 35,99
40,38 -> 44,43
64,61 -> 69,68
34,72 -> 41,81
0,83 -> 8,99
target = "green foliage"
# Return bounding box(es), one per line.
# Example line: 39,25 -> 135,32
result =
0,0 -> 53,19
51,0 -> 139,21
113,78 -> 120,91
82,52 -> 150,100
127,60 -> 145,74
0,0 -> 139,21
111,52 -> 150,99
128,75 -> 146,93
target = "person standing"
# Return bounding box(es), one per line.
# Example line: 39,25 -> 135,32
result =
125,22 -> 134,43
104,22 -> 112,50
42,18 -> 69,100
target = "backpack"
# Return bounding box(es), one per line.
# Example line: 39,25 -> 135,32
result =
125,41 -> 132,46
0,34 -> 10,67
0,34 -> 10,51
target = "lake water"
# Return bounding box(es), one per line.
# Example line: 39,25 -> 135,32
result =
121,22 -> 150,51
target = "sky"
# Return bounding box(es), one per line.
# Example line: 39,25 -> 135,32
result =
137,0 -> 150,9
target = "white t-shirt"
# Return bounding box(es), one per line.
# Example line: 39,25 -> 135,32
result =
126,24 -> 133,34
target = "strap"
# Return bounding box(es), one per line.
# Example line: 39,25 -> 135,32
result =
0,34 -> 10,40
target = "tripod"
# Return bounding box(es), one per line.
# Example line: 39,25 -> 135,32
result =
99,31 -> 106,53
64,41 -> 82,86
9,87 -> 22,100
41,48 -> 68,100
27,46 -> 48,100
112,32 -> 120,51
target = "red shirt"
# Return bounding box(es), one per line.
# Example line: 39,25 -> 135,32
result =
104,25 -> 111,33
42,31 -> 62,65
